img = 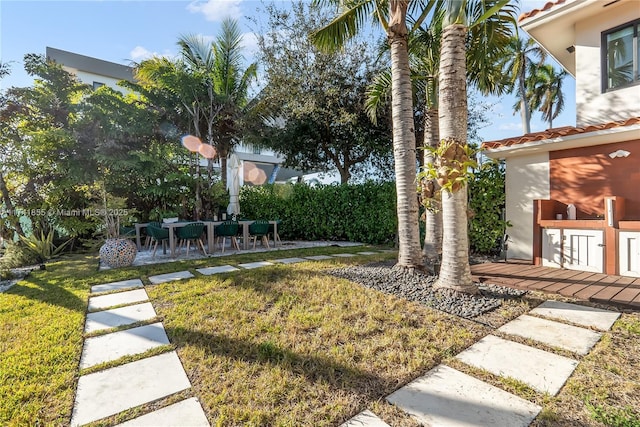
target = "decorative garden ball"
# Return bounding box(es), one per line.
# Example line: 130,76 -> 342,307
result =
99,238 -> 137,268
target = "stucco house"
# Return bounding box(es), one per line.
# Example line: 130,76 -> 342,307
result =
45,47 -> 303,186
482,0 -> 640,277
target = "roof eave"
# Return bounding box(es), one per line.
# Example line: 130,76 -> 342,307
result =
483,124 -> 640,159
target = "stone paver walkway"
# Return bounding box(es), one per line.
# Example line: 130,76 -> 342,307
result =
72,249 -> 624,426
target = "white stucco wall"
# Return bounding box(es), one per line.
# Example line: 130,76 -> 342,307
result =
505,153 -> 550,260
64,67 -> 133,94
575,2 -> 640,126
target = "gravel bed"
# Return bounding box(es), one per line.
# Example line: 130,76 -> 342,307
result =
0,266 -> 38,293
328,261 -> 526,320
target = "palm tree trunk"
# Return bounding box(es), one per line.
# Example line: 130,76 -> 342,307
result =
518,71 -> 531,134
422,108 -> 441,262
436,23 -> 477,294
0,171 -> 24,236
388,0 -> 423,269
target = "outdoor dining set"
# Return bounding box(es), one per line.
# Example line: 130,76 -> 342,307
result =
133,218 -> 281,258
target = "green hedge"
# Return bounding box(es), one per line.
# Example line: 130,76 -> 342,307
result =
239,182 -> 397,244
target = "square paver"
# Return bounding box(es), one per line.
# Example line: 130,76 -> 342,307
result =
238,261 -> 274,269
115,397 -> 210,426
340,410 -> 390,427
529,300 -> 621,330
80,323 -> 170,369
455,335 -> 578,395
71,352 -> 191,426
386,364 -> 541,426
272,257 -> 307,264
91,278 -> 143,293
148,270 -> 195,284
88,289 -> 149,312
498,314 -> 602,355
357,251 -> 378,255
305,255 -> 334,261
333,253 -> 356,257
196,265 -> 239,275
84,302 -> 157,333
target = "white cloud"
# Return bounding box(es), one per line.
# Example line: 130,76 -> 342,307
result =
129,46 -> 175,62
241,31 -> 259,58
187,0 -> 243,22
498,122 -> 525,131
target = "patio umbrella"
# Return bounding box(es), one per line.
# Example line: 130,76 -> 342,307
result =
227,153 -> 241,217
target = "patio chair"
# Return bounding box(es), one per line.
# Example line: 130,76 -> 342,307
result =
215,221 -> 240,253
177,222 -> 207,257
147,224 -> 170,258
248,219 -> 270,249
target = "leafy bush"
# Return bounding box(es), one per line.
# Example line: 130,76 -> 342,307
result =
0,240 -> 40,269
468,161 -> 509,255
239,181 -> 397,244
18,231 -> 73,263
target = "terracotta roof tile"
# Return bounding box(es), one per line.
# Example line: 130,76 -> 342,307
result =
518,0 -> 566,22
482,117 -> 640,150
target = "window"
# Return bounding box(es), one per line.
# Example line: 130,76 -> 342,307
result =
602,19 -> 640,91
252,145 -> 261,155
92,81 -> 105,90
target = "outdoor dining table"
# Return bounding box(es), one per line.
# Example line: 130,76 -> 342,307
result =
134,222 -> 149,250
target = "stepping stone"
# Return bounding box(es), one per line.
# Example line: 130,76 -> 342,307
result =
272,257 -> 307,264
115,397 -> 210,426
530,300 -> 621,330
70,351 -> 191,426
305,255 -> 334,260
498,314 -> 602,355
333,253 -> 356,257
91,278 -> 143,294
238,261 -> 274,269
148,270 -> 195,285
455,335 -> 578,395
88,289 -> 149,312
340,410 -> 390,427
80,322 -> 170,369
196,265 -> 239,275
386,364 -> 540,426
84,302 -> 157,333
357,251 -> 378,255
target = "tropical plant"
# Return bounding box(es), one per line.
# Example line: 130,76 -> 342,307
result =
503,33 -> 546,134
19,230 -> 72,264
528,63 -> 567,129
435,0 -> 515,294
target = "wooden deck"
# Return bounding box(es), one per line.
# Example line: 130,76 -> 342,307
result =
470,261 -> 640,310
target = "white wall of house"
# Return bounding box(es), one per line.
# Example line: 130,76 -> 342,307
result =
63,67 -> 133,94
575,1 -> 640,127
505,153 -> 550,260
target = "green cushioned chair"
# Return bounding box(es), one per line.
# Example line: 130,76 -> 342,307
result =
215,221 -> 240,253
249,219 -> 270,249
147,224 -> 170,258
177,222 -> 207,256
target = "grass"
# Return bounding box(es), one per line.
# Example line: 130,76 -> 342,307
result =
1,246 -> 638,426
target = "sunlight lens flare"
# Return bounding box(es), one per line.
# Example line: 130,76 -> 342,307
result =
181,135 -> 202,152
198,143 -> 217,159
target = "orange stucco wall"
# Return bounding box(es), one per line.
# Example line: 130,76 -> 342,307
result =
549,141 -> 640,220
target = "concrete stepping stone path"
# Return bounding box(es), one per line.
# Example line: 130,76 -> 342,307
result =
272,257 -> 307,264
455,335 -> 578,395
357,251 -> 378,255
84,302 -> 157,333
238,261 -> 274,269
115,397 -> 209,427
71,352 -> 192,426
305,255 -> 334,260
530,300 -> 621,330
498,314 -> 602,355
80,322 -> 170,369
340,410 -> 390,427
88,288 -> 149,311
386,364 -> 541,426
332,253 -> 356,257
91,278 -> 143,293
148,270 -> 195,285
196,265 -> 239,275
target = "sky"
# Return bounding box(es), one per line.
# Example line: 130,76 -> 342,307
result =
0,0 -> 576,144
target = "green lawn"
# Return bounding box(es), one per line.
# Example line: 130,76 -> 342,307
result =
1,247 -> 638,426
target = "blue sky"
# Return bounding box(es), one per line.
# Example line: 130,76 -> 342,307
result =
0,0 -> 575,143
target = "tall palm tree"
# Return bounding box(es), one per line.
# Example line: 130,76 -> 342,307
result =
435,0 -> 515,294
528,63 -> 567,129
503,34 -> 546,134
314,0 -> 435,270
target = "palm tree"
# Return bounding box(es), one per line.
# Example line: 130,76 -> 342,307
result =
435,0 -> 515,294
503,34 -> 546,134
314,0 -> 434,270
528,63 -> 567,129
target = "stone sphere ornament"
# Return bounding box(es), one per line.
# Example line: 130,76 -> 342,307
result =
99,238 -> 137,268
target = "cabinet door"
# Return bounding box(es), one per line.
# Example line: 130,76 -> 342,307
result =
542,228 -> 562,268
619,232 -> 640,278
562,229 -> 604,273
